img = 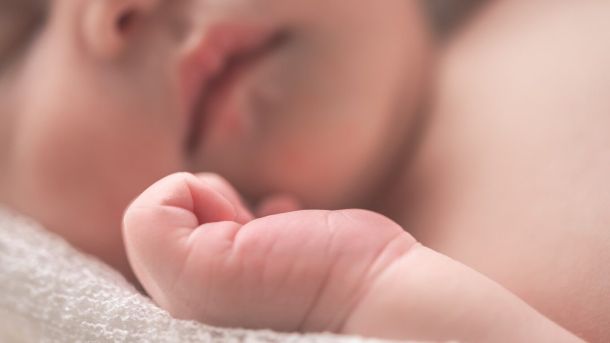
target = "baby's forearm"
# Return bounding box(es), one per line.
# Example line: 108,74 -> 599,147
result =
343,245 -> 583,343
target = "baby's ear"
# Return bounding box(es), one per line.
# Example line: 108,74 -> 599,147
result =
82,0 -> 159,59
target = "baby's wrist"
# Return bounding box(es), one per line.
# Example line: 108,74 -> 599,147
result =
340,245 -> 584,343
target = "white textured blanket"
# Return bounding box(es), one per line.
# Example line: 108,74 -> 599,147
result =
0,207 -> 413,343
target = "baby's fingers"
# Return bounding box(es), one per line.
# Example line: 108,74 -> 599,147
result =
122,172 -> 247,309
195,173 -> 254,223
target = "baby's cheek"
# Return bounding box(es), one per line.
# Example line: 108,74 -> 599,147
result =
8,102 -> 180,279
11,107 -> 102,217
9,117 -> 120,265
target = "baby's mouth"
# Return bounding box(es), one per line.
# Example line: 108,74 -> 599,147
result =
180,24 -> 288,155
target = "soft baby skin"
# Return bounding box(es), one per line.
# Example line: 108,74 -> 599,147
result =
123,173 -> 582,343
1,0 -> 609,341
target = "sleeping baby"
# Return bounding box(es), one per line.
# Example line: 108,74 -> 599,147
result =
1,0 -> 609,342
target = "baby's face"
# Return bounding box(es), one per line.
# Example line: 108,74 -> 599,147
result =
0,0 -> 430,277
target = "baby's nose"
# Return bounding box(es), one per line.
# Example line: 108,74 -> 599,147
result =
82,0 -> 162,59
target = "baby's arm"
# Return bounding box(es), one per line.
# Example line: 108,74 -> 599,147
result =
123,173 -> 582,342
344,243 -> 581,342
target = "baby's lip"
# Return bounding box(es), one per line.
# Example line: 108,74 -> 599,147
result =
178,23 -> 278,153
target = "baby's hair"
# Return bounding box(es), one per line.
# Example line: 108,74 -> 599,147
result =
0,0 -> 47,69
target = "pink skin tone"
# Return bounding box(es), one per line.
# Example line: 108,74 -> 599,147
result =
0,0 -> 427,283
1,0 -> 610,341
124,172 -> 581,342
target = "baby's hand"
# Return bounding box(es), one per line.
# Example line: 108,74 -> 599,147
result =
123,173 -> 582,342
123,172 -> 413,332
